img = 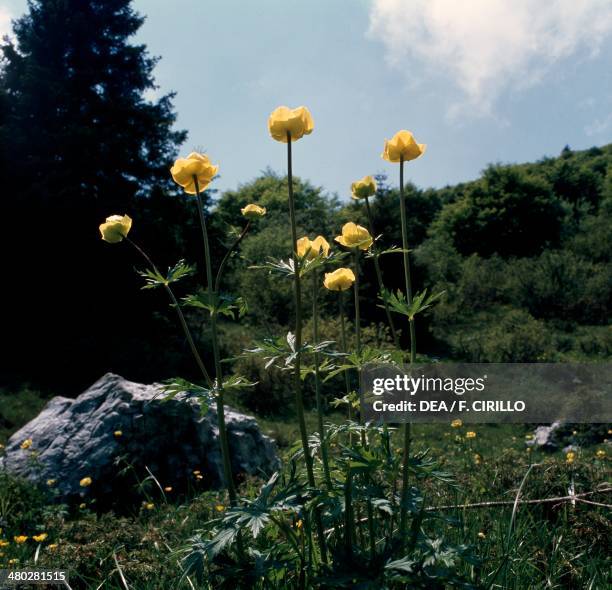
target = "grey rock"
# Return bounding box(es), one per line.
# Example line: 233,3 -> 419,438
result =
0,373 -> 279,504
527,421 -> 563,450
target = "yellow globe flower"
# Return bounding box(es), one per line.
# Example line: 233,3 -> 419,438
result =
595,449 -> 606,459
450,419 -> 462,428
47,544 -> 58,551
33,533 -> 47,543
268,106 -> 314,143
323,268 -> 356,291
296,235 -> 331,260
20,438 -> 33,450
99,214 -> 132,244
114,430 -> 122,438
382,130 -> 426,163
144,502 -> 155,511
466,431 -> 477,439
351,175 -> 377,200
566,451 -> 576,464
46,479 -> 56,487
170,152 -> 219,194
79,476 -> 92,487
241,204 -> 267,219
14,535 -> 28,544
215,504 -> 225,512
0,540 -> 9,548
334,222 -> 373,251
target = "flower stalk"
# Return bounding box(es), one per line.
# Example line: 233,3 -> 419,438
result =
125,237 -> 213,388
193,176 -> 237,507
398,155 -> 413,546
363,195 -> 399,347
312,271 -> 332,488
285,131 -> 328,564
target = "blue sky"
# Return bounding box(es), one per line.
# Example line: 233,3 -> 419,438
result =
2,0 -> 612,199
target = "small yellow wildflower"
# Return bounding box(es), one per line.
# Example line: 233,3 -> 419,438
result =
477,531 -> 486,539
20,438 -> 33,450
47,479 -> 56,487
8,558 -> 18,565
0,540 -> 9,548
47,544 -> 58,551
99,214 -> 132,243
164,486 -> 173,492
214,504 -> 225,513
114,430 -> 123,438
473,453 -> 482,465
526,447 -> 532,453
451,419 -> 462,429
14,535 -> 28,544
323,267 -> 356,291
595,449 -> 606,459
466,431 -> 477,439
144,503 -> 154,511
295,519 -> 303,529
525,433 -> 534,440
79,503 -> 86,509
193,470 -> 201,475
79,476 -> 92,487
33,533 -> 48,542
196,474 -> 203,481
566,451 -> 576,464
241,204 -> 267,219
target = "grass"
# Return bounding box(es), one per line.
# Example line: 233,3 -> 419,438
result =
0,389 -> 610,588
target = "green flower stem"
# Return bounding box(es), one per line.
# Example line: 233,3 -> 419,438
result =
125,237 -> 213,388
398,157 -> 416,362
339,293 -> 352,423
353,250 -> 376,561
214,221 -> 251,293
312,272 -> 332,489
364,195 -> 399,348
285,132 -> 327,565
193,176 -> 237,507
285,134 -> 314,486
397,156 -> 414,547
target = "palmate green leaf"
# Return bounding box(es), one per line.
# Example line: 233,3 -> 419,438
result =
182,292 -> 247,319
250,251 -> 347,280
138,259 -> 195,290
380,288 -> 445,320
221,375 -> 257,393
323,346 -> 394,380
244,332 -> 333,371
160,378 -> 214,415
365,245 -> 408,259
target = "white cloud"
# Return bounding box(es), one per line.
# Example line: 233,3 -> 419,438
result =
0,7 -> 12,41
368,0 -> 612,117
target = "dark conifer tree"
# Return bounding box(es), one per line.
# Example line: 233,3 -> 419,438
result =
0,0 -> 194,391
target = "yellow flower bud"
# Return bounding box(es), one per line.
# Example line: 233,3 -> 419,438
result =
466,431 -> 477,439
382,130 -> 426,163
296,235 -> 331,260
351,175 -> 377,200
268,106 -> 314,143
33,533 -> 47,542
334,222 -> 373,251
20,438 -> 33,450
144,502 -> 154,511
565,451 -> 576,464
47,544 -> 58,551
241,204 -> 267,219
323,268 -> 356,291
170,152 -> 219,194
450,419 -> 462,428
14,535 -> 28,544
114,430 -> 122,438
99,214 -> 132,243
79,476 -> 92,487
